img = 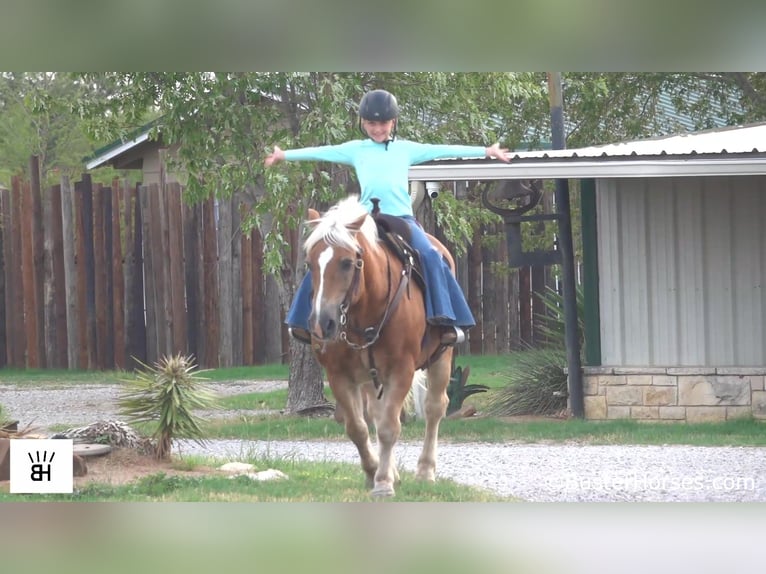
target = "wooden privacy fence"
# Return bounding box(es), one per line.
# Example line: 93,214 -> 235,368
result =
0,168 -> 277,370
0,167 -> 560,372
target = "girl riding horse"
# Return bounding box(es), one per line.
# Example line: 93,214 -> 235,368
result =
264,88 -> 510,345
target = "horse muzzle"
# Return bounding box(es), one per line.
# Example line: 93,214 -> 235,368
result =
309,307 -> 343,342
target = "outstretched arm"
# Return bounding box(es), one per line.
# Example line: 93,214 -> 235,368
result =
264,142 -> 357,167
485,142 -> 510,163
264,145 -> 286,167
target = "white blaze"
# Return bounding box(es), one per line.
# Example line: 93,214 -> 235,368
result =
314,246 -> 334,320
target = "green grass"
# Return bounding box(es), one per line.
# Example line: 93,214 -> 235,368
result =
453,353 -> 511,389
199,364 -> 289,382
218,388 -> 331,411
6,354 -> 766,448
203,411 -> 766,447
0,457 -> 506,502
0,368 -> 128,386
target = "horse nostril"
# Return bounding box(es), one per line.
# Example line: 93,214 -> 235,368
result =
325,319 -> 337,337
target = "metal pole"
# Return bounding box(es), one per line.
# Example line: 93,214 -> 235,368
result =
547,72 -> 584,418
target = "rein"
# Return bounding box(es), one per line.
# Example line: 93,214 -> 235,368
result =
339,247 -> 413,399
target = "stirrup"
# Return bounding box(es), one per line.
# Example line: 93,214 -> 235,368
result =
289,327 -> 312,345
440,326 -> 465,346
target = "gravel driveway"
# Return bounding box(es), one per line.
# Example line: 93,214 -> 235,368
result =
2,382 -> 765,501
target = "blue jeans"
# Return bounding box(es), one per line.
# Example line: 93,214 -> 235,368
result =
286,216 -> 475,330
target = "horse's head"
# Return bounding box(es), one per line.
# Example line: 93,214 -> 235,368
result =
304,196 -> 380,341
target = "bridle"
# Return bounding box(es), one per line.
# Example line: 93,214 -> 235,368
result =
333,244 -> 413,398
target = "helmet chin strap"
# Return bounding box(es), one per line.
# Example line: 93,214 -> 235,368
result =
359,119 -> 398,149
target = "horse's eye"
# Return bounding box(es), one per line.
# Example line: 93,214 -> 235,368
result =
340,258 -> 354,272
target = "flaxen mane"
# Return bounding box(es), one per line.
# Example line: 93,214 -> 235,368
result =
304,196 -> 379,254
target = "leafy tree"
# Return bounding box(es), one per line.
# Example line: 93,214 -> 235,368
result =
71,72 -> 539,412
0,72 -> 107,186
67,72 -> 766,411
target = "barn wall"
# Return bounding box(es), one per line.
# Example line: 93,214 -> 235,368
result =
597,175 -> 766,367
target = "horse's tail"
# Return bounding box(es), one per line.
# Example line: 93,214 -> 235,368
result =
402,369 -> 428,421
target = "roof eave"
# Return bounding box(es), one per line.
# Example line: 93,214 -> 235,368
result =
408,157 -> 766,181
86,131 -> 151,170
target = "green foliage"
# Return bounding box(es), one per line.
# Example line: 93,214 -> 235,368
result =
71,72 -> 542,270
484,348 -> 569,417
535,284 -> 586,346
0,72 -> 107,185
117,354 -> 220,460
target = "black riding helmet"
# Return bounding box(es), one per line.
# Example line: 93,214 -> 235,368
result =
358,89 -> 399,141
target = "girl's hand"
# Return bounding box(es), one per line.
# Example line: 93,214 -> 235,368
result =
485,143 -> 510,163
264,145 -> 285,167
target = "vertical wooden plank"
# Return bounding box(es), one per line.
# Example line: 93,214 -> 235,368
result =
195,201 -> 207,366
495,222 -> 510,353
156,182 -> 172,355
7,180 -> 24,367
202,197 -> 219,368
20,178 -> 38,367
467,224 -> 483,355
43,182 -> 58,367
241,225 -> 253,365
93,183 -> 108,369
508,267 -> 521,351
166,183 -> 186,355
481,229 -> 497,355
102,185 -> 115,369
125,183 -> 147,369
453,181 -> 470,357
29,156 -> 46,367
61,176 -> 79,368
140,184 -> 159,364
73,179 -> 88,368
0,187 -> 7,368
251,227 -> 265,364
111,179 -> 125,369
49,184 -> 68,367
217,196 -> 233,367
231,202 -> 243,365
183,200 -> 200,362
79,175 -> 97,368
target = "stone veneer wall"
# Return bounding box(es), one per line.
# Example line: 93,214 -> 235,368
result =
582,367 -> 766,422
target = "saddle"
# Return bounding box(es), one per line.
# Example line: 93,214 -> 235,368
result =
370,199 -> 426,293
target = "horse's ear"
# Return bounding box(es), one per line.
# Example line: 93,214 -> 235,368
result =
308,208 -> 320,221
348,213 -> 367,232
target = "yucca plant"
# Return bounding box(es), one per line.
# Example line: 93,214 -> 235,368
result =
117,354 -> 219,460
535,284 -> 585,345
446,365 -> 489,416
483,285 -> 584,417
484,347 -> 568,417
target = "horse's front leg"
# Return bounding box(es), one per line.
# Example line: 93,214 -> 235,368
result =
417,349 -> 452,482
366,371 -> 411,497
330,378 -> 378,488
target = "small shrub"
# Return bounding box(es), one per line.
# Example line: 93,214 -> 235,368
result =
118,354 -> 219,460
484,348 -> 568,417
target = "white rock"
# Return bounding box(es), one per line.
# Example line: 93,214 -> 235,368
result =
219,462 -> 255,473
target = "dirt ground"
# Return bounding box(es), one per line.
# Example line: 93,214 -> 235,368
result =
72,447 -> 218,488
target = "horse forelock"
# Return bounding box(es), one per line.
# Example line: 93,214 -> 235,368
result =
304,196 -> 379,256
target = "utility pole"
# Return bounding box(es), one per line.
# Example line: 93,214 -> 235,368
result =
547,72 -> 584,418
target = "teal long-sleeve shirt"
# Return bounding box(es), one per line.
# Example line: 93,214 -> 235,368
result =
283,138 -> 486,217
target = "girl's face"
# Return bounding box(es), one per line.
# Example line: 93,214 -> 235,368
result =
362,119 -> 395,143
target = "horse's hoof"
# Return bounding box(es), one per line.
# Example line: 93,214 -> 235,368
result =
416,470 -> 436,482
371,484 -> 395,497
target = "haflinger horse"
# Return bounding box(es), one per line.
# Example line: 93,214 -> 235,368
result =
303,195 -> 455,497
